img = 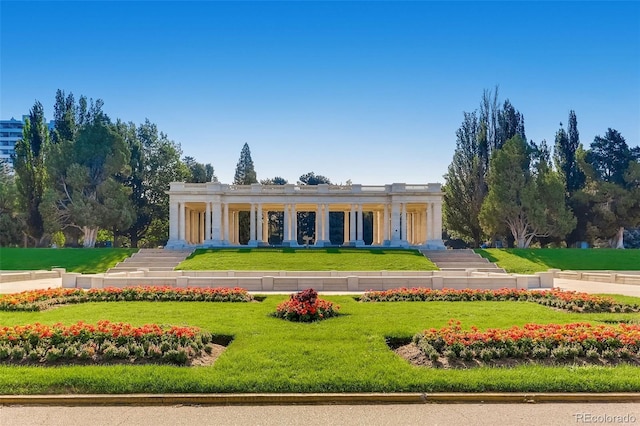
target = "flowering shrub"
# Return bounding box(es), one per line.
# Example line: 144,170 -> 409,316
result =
361,287 -> 639,313
412,319 -> 640,363
0,286 -> 254,311
0,321 -> 215,365
274,288 -> 340,322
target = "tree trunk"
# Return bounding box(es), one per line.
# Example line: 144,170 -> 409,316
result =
613,227 -> 625,249
82,227 -> 98,248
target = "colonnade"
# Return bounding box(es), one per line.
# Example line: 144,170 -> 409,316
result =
166,182 -> 444,249
168,201 -> 442,248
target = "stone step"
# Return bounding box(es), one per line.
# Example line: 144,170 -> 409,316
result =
107,249 -> 193,273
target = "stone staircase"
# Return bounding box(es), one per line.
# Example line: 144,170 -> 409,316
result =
420,249 -> 505,273
107,249 -> 193,273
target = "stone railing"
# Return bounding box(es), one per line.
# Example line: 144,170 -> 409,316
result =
554,270 -> 640,286
61,269 -> 554,292
0,269 -> 65,283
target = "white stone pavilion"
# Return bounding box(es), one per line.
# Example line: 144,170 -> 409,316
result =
165,182 -> 444,249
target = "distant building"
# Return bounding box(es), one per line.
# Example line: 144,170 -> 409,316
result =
0,116 -> 54,166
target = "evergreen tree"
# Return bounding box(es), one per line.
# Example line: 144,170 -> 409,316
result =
443,112 -> 486,247
233,143 -> 257,244
581,129 -> 640,248
42,101 -> 134,247
0,162 -> 25,246
479,135 -> 575,248
13,101 -> 50,246
233,143 -> 257,185
443,89 -> 527,247
51,89 -> 76,144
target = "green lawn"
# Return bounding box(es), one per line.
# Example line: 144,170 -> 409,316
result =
1,295 -> 640,394
476,248 -> 640,274
0,248 -> 138,273
176,248 -> 437,271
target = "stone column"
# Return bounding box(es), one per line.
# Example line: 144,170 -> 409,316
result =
401,203 -> 408,245
200,210 -> 205,244
292,204 -> 298,244
212,202 -> 221,242
323,204 -> 330,242
433,201 -> 443,243
185,208 -> 191,244
257,203 -> 263,244
314,204 -> 322,245
283,204 -> 290,243
383,203 -> 389,245
391,203 -> 400,244
343,211 -> 349,244
249,203 -> 256,245
262,210 -> 269,242
179,203 -> 186,242
169,201 -> 179,242
356,204 -> 364,246
223,203 -> 229,243
428,203 -> 434,241
205,202 -> 212,242
349,205 -> 356,243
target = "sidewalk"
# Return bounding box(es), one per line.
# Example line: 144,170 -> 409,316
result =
2,276 -> 640,297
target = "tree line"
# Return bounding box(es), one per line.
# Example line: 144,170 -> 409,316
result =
1,91 -> 346,248
2,90 -> 215,248
444,88 -> 640,249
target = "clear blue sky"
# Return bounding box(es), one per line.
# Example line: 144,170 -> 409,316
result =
1,1 -> 638,185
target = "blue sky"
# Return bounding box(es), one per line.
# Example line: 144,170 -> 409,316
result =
1,1 -> 639,185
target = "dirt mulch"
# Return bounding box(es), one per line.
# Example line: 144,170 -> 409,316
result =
394,342 -> 640,369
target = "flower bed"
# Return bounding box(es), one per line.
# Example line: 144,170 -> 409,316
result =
407,319 -> 640,367
0,286 -> 254,311
274,288 -> 340,322
360,287 -> 639,313
0,321 -> 218,365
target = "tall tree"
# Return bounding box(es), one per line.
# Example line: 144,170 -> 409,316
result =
581,129 -> 640,248
586,129 -> 638,186
233,143 -> 258,244
183,156 -> 216,183
51,89 -> 77,144
13,101 -> 50,246
554,111 -> 587,246
233,143 -> 257,185
443,112 -> 485,246
43,106 -> 134,247
0,162 -> 25,246
479,135 -> 575,248
443,89 -> 527,247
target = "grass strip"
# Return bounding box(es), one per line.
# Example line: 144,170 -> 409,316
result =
2,295 -> 640,393
176,248 -> 437,271
475,248 -> 640,274
0,248 -> 137,273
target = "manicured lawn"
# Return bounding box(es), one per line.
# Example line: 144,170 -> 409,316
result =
1,294 -> 640,394
475,248 -> 640,274
176,248 -> 437,271
0,248 -> 137,273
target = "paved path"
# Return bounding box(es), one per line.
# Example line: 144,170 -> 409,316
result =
2,276 -> 640,297
2,403 -> 639,426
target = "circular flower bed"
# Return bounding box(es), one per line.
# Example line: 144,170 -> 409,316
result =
274,288 -> 339,322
